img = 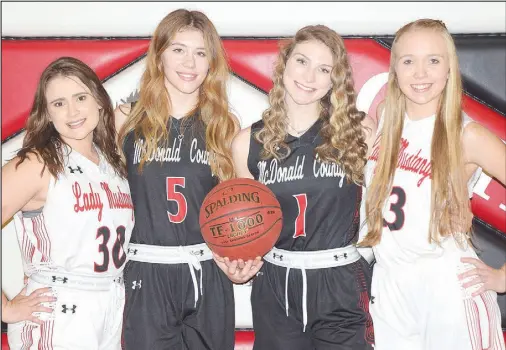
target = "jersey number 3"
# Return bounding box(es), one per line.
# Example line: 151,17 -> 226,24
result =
383,186 -> 406,231
166,177 -> 187,223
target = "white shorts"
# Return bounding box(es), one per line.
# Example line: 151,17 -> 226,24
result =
370,243 -> 505,350
8,275 -> 125,350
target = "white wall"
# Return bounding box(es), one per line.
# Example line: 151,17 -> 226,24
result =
2,2 -> 505,36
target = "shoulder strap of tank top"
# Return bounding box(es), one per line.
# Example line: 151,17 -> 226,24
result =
247,120 -> 265,179
121,102 -> 138,154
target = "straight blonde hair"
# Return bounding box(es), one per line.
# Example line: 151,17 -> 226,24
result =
362,19 -> 472,246
118,9 -> 238,181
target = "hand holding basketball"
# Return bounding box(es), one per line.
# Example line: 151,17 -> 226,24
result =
213,253 -> 264,284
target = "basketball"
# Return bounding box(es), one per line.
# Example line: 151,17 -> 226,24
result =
199,178 -> 282,261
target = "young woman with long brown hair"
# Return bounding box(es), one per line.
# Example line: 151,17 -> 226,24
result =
361,19 -> 505,350
2,57 -> 133,349
114,9 -> 253,350
226,25 -> 377,349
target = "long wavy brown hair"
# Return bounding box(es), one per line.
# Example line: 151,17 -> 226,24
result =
16,57 -> 126,178
254,25 -> 367,184
362,19 -> 472,246
118,9 -> 238,181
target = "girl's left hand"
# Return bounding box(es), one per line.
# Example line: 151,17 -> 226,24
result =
212,253 -> 263,284
458,257 -> 506,296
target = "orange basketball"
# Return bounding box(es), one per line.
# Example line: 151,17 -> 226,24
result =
199,178 -> 282,261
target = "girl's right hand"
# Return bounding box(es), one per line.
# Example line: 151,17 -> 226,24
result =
2,287 -> 56,325
213,253 -> 263,284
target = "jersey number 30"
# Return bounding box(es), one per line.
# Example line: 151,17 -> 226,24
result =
383,186 -> 406,231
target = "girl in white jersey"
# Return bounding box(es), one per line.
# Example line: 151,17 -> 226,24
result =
1,57 -> 134,349
360,19 -> 506,350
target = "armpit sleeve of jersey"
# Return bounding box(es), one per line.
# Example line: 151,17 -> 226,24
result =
462,113 -> 484,198
357,194 -> 375,265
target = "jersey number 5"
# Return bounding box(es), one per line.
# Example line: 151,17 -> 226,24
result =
166,177 -> 187,223
383,186 -> 406,231
95,226 -> 126,272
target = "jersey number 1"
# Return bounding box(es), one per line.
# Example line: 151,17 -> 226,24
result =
293,194 -> 308,238
166,177 -> 187,223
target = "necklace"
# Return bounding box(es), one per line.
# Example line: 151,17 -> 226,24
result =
286,121 -> 313,136
171,116 -> 194,140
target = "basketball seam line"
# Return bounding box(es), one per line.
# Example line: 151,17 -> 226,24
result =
206,218 -> 282,248
206,182 -> 277,199
200,205 -> 282,228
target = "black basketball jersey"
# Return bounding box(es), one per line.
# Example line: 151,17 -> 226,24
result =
247,119 -> 361,251
123,112 -> 218,246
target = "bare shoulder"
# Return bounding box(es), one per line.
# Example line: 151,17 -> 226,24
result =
462,120 -> 491,143
230,112 -> 240,128
462,120 -> 505,162
231,126 -> 254,178
3,151 -> 46,176
376,100 -> 385,121
114,103 -> 132,132
361,114 -> 378,139
462,120 -> 506,184
2,152 -> 51,220
232,126 -> 252,151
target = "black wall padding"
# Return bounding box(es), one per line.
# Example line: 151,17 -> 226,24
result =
377,35 -> 506,116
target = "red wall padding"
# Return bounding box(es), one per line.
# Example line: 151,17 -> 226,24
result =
0,331 -> 504,349
2,39 -> 504,234
1,40 -> 150,140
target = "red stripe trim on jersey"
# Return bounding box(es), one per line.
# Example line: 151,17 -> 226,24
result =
481,293 -> 492,349
38,319 -> 54,350
22,233 -> 30,262
38,321 -> 45,350
464,298 -> 482,350
32,215 -> 51,263
31,217 -> 44,263
351,261 -> 374,345
49,319 -> 54,349
21,323 -> 27,349
39,213 -> 52,262
21,323 -> 35,350
483,292 -> 504,350
30,245 -> 36,263
36,215 -> 48,263
20,215 -> 35,264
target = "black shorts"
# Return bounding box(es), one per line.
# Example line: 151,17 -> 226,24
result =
251,257 -> 374,350
122,259 -> 235,350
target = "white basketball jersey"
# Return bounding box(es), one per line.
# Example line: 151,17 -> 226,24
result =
13,145 -> 134,278
360,114 -> 482,267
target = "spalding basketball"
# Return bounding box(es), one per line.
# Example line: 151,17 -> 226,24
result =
199,178 -> 282,261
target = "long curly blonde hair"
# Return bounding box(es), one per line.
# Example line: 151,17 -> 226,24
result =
118,9 -> 238,181
254,25 -> 367,184
362,19 -> 472,247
